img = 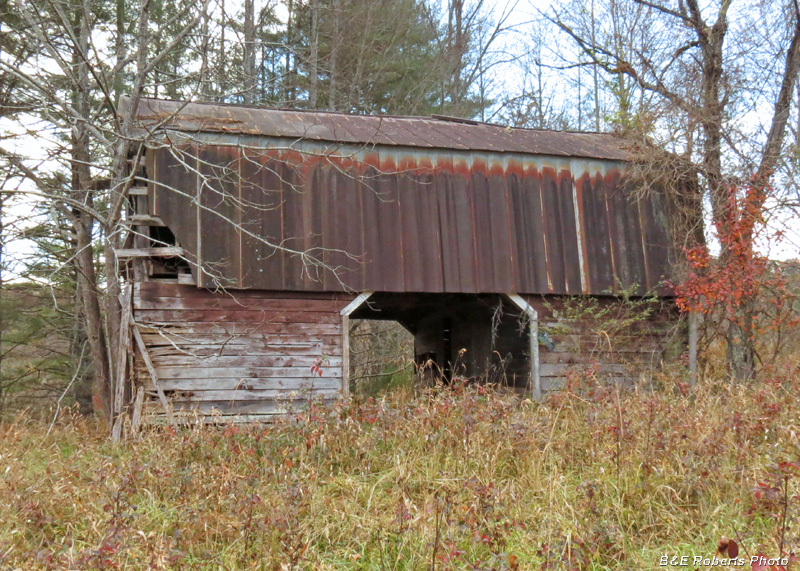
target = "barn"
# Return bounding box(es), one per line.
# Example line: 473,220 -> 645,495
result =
117,97 -> 683,424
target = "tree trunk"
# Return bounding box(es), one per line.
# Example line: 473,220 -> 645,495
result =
327,0 -> 339,111
243,0 -> 256,103
308,0 -> 319,108
72,0 -> 111,416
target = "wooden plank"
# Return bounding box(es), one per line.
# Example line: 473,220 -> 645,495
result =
342,315 -> 350,397
142,413 -> 290,425
146,354 -> 342,368
141,377 -> 342,391
138,333 -> 342,348
149,366 -> 343,380
134,321 -> 342,335
143,398 -> 335,415
539,363 -> 630,377
129,186 -> 148,196
116,247 -> 185,259
134,296 -> 346,312
122,215 -> 166,227
540,351 -> 660,365
132,320 -> 176,426
136,280 -> 350,301
144,388 -> 340,401
146,343 -> 325,357
134,309 -> 342,324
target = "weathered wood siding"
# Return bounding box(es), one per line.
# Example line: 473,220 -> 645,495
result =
526,296 -> 683,392
132,282 -> 353,421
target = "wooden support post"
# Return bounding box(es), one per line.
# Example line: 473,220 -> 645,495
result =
111,286 -> 133,441
506,293 -> 541,401
131,386 -> 145,434
689,311 -> 698,385
131,320 -> 176,427
339,292 -> 374,398
341,314 -> 350,398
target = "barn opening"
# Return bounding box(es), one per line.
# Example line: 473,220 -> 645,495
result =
350,293 -> 532,390
346,318 -> 414,396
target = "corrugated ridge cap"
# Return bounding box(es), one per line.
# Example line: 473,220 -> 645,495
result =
120,96 -> 629,161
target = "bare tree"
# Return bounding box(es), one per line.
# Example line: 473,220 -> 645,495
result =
548,0 -> 800,380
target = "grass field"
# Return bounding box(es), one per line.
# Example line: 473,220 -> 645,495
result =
0,370 -> 798,570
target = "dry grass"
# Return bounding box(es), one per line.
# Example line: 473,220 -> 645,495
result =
0,369 -> 799,570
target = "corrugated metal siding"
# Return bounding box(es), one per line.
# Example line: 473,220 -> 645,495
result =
149,142 -> 675,295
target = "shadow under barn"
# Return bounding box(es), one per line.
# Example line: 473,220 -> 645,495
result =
351,293 -> 533,392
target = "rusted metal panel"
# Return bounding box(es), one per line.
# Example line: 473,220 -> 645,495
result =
240,149 -> 285,290
558,171 -> 582,295
398,153 -> 425,292
415,171 -> 445,293
487,157 -> 515,292
540,168 -> 567,294
141,105 -> 677,297
149,144 -> 674,295
638,182 -> 673,293
197,145 -> 241,288
581,172 -> 615,294
124,97 -> 629,161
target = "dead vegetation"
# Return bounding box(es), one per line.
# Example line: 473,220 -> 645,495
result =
1,366 -> 799,570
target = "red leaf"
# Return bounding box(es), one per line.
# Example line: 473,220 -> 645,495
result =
728,539 -> 739,559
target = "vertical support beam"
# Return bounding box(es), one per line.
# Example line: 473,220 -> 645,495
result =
131,386 -> 145,435
506,293 -> 541,401
341,314 -> 350,398
111,285 -> 133,441
688,311 -> 698,385
339,291 -> 374,397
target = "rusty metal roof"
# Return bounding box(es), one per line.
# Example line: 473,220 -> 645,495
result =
121,96 -> 629,161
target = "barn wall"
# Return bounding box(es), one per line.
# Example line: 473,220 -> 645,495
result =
132,282 -> 353,421
527,296 -> 684,392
